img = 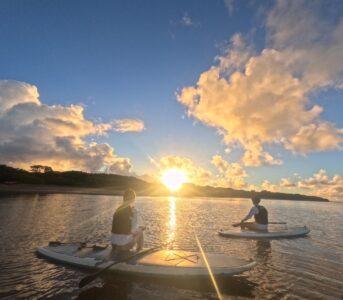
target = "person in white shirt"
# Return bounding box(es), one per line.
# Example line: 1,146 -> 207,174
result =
111,189 -> 145,252
240,197 -> 269,231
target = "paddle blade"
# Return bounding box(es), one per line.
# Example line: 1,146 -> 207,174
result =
79,274 -> 97,288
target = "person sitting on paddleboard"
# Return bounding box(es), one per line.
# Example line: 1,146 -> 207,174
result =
240,197 -> 268,231
111,189 -> 145,252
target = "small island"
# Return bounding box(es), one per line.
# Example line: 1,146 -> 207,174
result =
0,165 -> 329,202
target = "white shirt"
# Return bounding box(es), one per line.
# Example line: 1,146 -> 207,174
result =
111,207 -> 139,246
242,206 -> 259,221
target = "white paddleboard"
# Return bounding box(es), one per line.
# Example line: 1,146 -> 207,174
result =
37,242 -> 256,278
218,226 -> 310,239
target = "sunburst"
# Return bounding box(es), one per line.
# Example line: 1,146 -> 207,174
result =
161,169 -> 186,191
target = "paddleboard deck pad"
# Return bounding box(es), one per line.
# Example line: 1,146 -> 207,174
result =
218,226 -> 310,239
37,242 -> 256,278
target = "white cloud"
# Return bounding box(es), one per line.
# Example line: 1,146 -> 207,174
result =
0,80 -> 142,174
181,12 -> 199,28
211,155 -> 247,188
211,155 -> 229,173
297,169 -> 343,200
261,180 -> 278,192
112,119 -> 145,133
178,0 -> 343,166
280,178 -> 296,188
286,123 -> 343,154
224,0 -> 235,15
298,169 -> 332,188
275,169 -> 343,200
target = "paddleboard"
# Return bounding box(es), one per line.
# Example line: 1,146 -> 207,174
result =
37,242 -> 256,278
218,226 -> 310,239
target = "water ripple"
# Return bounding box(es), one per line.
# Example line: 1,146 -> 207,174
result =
0,195 -> 342,299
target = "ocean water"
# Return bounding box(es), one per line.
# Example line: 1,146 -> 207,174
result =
0,194 -> 342,299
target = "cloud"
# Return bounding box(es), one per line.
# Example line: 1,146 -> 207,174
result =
112,119 -> 145,133
224,0 -> 235,15
211,155 -> 229,173
0,80 -> 140,174
297,169 -> 343,200
152,155 -> 343,200
211,155 -> 247,188
248,180 -> 280,193
286,123 -> 343,154
178,0 -> 343,166
181,12 -> 199,28
280,178 -> 296,188
298,169 -> 332,189
261,180 -> 278,192
277,169 -> 343,200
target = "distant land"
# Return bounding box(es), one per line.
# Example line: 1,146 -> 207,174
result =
0,165 -> 329,202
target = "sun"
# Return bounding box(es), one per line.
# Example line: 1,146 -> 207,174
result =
161,169 -> 186,191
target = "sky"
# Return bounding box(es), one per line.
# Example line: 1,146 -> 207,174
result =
0,0 -> 343,200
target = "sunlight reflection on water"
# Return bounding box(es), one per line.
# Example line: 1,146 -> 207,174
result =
167,196 -> 176,246
0,194 -> 342,299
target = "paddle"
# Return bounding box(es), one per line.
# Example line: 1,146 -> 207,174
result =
189,219 -> 223,300
193,231 -> 223,300
78,244 -> 163,288
232,221 -> 287,228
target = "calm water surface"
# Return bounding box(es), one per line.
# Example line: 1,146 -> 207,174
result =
0,194 -> 342,299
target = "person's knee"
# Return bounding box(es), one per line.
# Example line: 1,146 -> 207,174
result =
244,223 -> 255,231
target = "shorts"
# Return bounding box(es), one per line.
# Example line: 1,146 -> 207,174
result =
111,233 -> 134,246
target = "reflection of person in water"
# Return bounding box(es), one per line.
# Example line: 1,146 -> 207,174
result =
240,197 -> 268,231
77,280 -> 129,300
254,240 -> 272,282
256,240 -> 272,260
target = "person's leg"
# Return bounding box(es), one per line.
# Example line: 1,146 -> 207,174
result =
135,231 -> 144,251
245,223 -> 267,231
110,241 -> 135,260
132,229 -> 144,251
240,222 -> 253,230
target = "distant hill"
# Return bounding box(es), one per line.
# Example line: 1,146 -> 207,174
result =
0,164 -> 329,202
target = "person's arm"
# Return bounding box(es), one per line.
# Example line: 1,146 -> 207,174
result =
131,208 -> 139,234
241,207 -> 258,223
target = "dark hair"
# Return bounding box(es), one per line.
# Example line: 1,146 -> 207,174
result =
123,189 -> 136,202
252,197 -> 261,204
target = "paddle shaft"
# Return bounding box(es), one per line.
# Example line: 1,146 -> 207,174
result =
232,221 -> 286,227
193,232 -> 223,300
189,221 -> 223,300
79,244 -> 162,288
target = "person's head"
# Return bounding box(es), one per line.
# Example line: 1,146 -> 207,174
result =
123,189 -> 136,206
252,196 -> 261,206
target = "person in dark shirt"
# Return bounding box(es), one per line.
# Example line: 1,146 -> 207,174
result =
240,197 -> 268,231
111,189 -> 145,252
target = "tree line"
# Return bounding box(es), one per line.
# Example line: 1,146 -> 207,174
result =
0,164 -> 328,201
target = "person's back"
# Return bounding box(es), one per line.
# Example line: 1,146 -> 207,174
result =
240,197 -> 268,231
112,204 -> 133,235
111,189 -> 144,252
254,204 -> 268,225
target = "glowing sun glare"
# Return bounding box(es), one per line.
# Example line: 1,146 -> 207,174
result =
161,169 -> 186,191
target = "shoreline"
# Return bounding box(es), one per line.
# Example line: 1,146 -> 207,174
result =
0,183 -> 124,197
0,183 -> 329,202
